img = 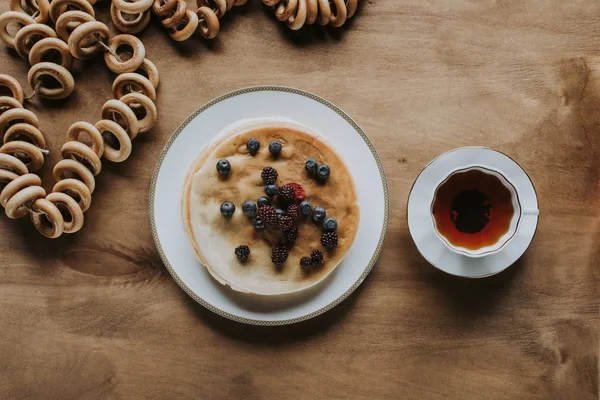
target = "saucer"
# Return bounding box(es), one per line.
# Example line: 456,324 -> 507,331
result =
407,147 -> 539,278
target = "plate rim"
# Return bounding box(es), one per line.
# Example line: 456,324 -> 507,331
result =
149,85 -> 390,326
406,146 -> 539,279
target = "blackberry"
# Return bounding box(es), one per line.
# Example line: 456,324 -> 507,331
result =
246,138 -> 260,155
258,205 -> 278,227
278,214 -> 294,230
272,246 -> 288,267
216,159 -> 231,176
316,164 -> 330,181
312,207 -> 326,222
287,204 -> 299,220
299,200 -> 312,216
235,245 -> 250,261
279,185 -> 295,203
321,232 -> 338,249
323,217 -> 337,232
284,227 -> 298,243
257,196 -> 271,207
242,200 -> 257,217
300,257 -> 313,270
305,158 -> 318,174
261,167 -> 278,185
264,184 -> 278,197
220,201 -> 235,216
269,140 -> 282,156
311,250 -> 324,264
252,216 -> 265,230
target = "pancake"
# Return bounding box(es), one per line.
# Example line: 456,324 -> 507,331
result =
182,120 -> 359,296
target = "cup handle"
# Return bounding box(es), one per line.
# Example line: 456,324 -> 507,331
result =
523,208 -> 539,216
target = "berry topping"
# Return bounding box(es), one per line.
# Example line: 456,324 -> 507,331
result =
252,216 -> 265,230
276,208 -> 285,218
242,200 -> 257,217
235,245 -> 250,261
246,138 -> 260,155
285,182 -> 305,202
258,205 -> 278,227
284,227 -> 298,243
279,185 -> 295,203
278,214 -> 294,230
264,184 -> 278,197
220,201 -> 235,216
257,196 -> 271,207
305,158 -> 318,174
216,159 -> 231,176
316,164 -> 330,181
287,204 -> 299,220
300,257 -> 313,270
261,167 -> 278,185
299,200 -> 313,216
323,217 -> 337,232
312,207 -> 326,222
272,245 -> 288,267
269,140 -> 282,156
311,250 -> 324,264
321,232 -> 338,249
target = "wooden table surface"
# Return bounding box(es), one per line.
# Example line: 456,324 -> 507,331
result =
1,1 -> 598,399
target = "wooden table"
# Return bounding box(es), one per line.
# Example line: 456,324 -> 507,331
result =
1,1 -> 598,399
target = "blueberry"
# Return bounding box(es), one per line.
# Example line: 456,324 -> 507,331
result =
246,138 -> 260,155
216,159 -> 231,176
312,207 -> 326,222
316,164 -> 330,181
265,184 -> 278,197
242,200 -> 257,217
305,159 -> 318,174
252,216 -> 265,230
299,200 -> 313,216
323,217 -> 337,232
269,140 -> 282,156
220,201 -> 235,216
257,197 -> 271,207
276,208 -> 285,218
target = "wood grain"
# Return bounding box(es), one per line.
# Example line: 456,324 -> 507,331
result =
0,1 -> 598,399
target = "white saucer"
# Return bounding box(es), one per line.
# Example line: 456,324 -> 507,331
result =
150,86 -> 388,325
407,147 -> 539,278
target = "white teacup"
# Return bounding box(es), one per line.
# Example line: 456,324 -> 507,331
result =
431,165 -> 539,258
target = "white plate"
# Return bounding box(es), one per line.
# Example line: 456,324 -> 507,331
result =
150,87 -> 389,325
407,147 -> 539,278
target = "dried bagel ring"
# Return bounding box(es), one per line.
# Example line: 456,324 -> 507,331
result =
14,23 -> 57,59
169,10 -> 199,42
10,0 -> 50,24
0,12 -> 35,49
53,178 -> 91,212
30,198 -> 64,238
112,0 -> 154,14
29,38 -> 74,70
95,119 -> 132,163
68,21 -> 109,60
0,141 -> 45,172
0,97 -> 23,115
287,0 -> 307,30
162,0 -> 187,29
110,4 -> 151,34
196,6 -> 220,39
197,0 -> 227,18
53,159 -> 95,193
27,62 -> 75,100
327,0 -> 347,27
316,0 -> 331,25
346,0 -> 358,19
135,59 -> 159,89
0,173 -> 40,208
55,10 -> 95,44
276,0 -> 298,21
0,169 -> 19,184
112,73 -> 157,102
45,192 -> 84,234
66,121 -> 104,158
0,108 -> 39,135
102,99 -> 139,140
49,0 -> 95,24
120,93 -> 157,133
5,185 -> 45,219
5,123 -> 46,149
305,0 -> 318,25
61,141 -> 102,176
0,75 -> 24,105
104,34 -> 146,74
152,0 -> 177,16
